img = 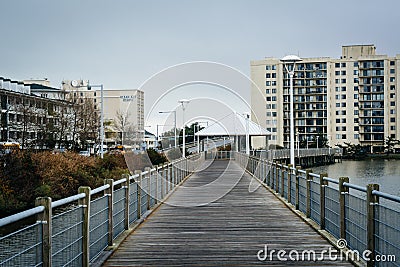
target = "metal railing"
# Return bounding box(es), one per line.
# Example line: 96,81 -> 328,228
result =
235,152 -> 399,267
0,153 -> 204,267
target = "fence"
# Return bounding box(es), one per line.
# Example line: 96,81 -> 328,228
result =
0,153 -> 204,267
235,152 -> 399,267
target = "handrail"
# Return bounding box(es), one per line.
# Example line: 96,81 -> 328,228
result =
343,182 -> 367,193
91,184 -> 110,195
0,206 -> 45,227
52,193 -> 86,208
323,177 -> 339,184
373,190 -> 400,203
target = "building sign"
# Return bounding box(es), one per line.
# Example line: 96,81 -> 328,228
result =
120,95 -> 137,102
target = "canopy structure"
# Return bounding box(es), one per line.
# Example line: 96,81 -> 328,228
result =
195,112 -> 270,137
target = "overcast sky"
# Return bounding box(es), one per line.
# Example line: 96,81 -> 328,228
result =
1,0 -> 399,128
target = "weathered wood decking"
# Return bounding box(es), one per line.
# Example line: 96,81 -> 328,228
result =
102,160 -> 353,266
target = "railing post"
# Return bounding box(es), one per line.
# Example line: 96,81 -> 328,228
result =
169,163 -> 173,191
305,169 -> 312,218
280,165 -> 285,196
145,167 -> 151,210
295,166 -> 301,210
339,177 -> 349,240
154,168 -> 158,204
78,186 -> 91,267
134,170 -> 142,220
319,173 -> 328,230
163,164 -> 168,197
122,174 -> 130,230
104,179 -> 114,246
275,163 -> 280,192
35,197 -> 52,267
287,164 -> 293,201
367,183 -> 379,267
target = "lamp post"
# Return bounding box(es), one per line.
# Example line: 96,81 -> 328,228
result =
244,113 -> 250,155
178,99 -> 190,157
281,55 -> 302,166
159,111 -> 177,148
87,83 -> 105,159
316,136 -> 319,149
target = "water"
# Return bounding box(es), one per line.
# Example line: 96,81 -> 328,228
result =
312,159 -> 400,197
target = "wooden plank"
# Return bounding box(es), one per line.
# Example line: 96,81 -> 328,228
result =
102,160 -> 353,266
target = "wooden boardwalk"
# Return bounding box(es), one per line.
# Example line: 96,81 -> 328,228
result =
102,160 -> 353,266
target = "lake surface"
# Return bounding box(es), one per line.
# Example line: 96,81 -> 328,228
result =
312,159 -> 400,197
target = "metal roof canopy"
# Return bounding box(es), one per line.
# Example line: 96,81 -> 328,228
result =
195,112 -> 270,137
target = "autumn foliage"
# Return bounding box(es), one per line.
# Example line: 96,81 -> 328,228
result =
0,151 -> 128,218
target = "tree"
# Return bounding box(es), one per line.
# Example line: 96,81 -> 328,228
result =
383,136 -> 399,155
113,109 -> 132,145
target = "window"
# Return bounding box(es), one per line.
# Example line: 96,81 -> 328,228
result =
354,86 -> 359,91
354,94 -> 358,99
341,63 -> 346,67
272,65 -> 276,70
266,89 -> 270,94
336,118 -> 340,123
341,87 -> 347,91
390,93 -> 395,98
390,109 -> 395,114
390,77 -> 396,82
266,73 -> 271,78
341,79 -> 346,83
391,118 -> 396,122
390,69 -> 395,74
266,81 -> 271,86
354,62 -> 359,67
266,97 -> 271,101
341,103 -> 346,107
342,118 -> 347,123
336,134 -> 341,139
354,78 -> 359,83
266,65 -> 271,70
390,61 -> 395,66
342,111 -> 346,115
390,126 -> 396,131
391,102 -> 396,106
341,95 -> 346,99
272,73 -> 276,78
341,70 -> 346,75
391,85 -> 395,90
335,87 -> 340,92
272,88 -> 277,94
354,134 -> 359,139
335,71 -> 340,75
354,118 -> 359,123
342,134 -> 347,139
354,102 -> 359,107
271,96 -> 277,101
354,126 -> 359,131
354,70 -> 359,75
335,63 -> 340,68
335,79 -> 340,84
271,81 -> 276,86
335,95 -> 340,100
336,103 -> 340,107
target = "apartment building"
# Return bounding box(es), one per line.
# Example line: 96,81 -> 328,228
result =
0,77 -> 75,148
251,45 -> 400,152
62,80 -> 145,149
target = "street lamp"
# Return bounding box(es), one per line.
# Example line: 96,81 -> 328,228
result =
244,113 -> 250,155
87,84 -> 105,159
178,99 -> 190,157
281,55 -> 302,166
159,110 -> 177,148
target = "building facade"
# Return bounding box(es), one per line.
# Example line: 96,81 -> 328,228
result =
62,80 -> 145,150
0,77 -> 75,149
251,45 -> 400,152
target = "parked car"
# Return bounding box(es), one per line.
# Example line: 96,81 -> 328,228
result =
78,150 -> 90,157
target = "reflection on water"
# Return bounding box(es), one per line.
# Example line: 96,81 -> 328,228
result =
312,159 -> 400,197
